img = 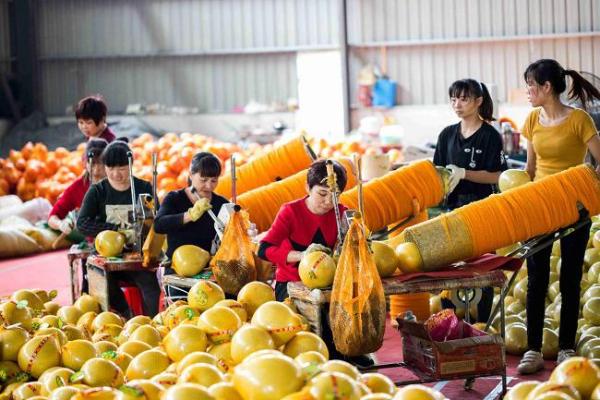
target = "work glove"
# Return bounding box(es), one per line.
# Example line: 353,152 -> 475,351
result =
118,229 -> 136,245
302,243 -> 332,258
57,218 -> 74,235
446,164 -> 466,194
188,197 -> 212,222
247,223 -> 258,240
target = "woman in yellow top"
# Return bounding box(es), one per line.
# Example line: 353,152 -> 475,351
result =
518,59 -> 600,375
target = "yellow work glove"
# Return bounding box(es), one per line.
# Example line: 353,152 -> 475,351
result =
188,197 -> 212,222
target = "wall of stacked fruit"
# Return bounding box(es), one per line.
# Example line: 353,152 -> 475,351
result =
0,134 -> 404,204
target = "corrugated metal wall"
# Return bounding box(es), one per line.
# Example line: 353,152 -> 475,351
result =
348,0 -> 600,104
33,0 -> 600,114
36,0 -> 339,115
0,0 -> 10,75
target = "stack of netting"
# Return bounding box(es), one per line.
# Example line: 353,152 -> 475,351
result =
214,136 -> 314,198
340,160 -> 445,233
403,164 -> 600,271
237,158 -> 357,233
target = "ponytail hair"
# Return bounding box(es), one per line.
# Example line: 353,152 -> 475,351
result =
524,59 -> 600,109
448,79 -> 495,121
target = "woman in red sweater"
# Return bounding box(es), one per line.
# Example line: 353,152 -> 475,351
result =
258,159 -> 375,368
258,159 -> 348,302
48,138 -> 108,235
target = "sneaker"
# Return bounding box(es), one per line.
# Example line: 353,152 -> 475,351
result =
517,350 -> 544,375
557,349 -> 576,364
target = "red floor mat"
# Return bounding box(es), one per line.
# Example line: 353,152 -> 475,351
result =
0,249 -> 71,305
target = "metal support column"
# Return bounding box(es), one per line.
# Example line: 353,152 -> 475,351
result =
339,0 -> 351,135
8,0 -> 38,117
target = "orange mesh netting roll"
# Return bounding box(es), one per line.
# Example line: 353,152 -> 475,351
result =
214,136 -> 314,198
340,160 -> 444,233
237,158 -> 357,233
404,164 -> 600,270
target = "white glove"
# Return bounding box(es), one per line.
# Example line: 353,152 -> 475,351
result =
57,219 -> 74,235
247,223 -> 258,239
118,229 -> 136,245
302,243 -> 332,259
446,164 -> 466,193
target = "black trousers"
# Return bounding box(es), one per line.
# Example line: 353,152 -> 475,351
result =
108,270 -> 161,318
526,220 -> 591,351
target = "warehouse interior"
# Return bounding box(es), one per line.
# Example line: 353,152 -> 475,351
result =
0,1 -> 600,400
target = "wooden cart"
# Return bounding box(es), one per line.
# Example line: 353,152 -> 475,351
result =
66,245 -> 92,304
86,254 -> 157,312
287,269 -> 509,392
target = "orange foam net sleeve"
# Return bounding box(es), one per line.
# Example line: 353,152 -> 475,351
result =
237,158 -> 357,233
214,136 -> 314,198
404,164 -> 600,270
339,160 -> 444,233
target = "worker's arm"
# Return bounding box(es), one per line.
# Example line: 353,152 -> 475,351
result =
587,134 -> 600,174
257,205 -> 294,266
525,141 -> 537,180
76,186 -> 117,237
153,191 -> 188,234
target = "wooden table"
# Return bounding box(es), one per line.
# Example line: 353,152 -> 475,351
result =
66,245 -> 92,304
288,270 -> 507,336
87,254 -> 156,312
287,270 -> 509,392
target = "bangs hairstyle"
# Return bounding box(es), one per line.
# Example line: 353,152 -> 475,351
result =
307,159 -> 348,192
84,138 -> 109,163
448,79 -> 495,121
102,140 -> 131,167
75,95 -> 107,125
190,152 -> 222,178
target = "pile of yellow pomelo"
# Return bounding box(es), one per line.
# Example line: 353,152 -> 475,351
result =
0,281 -> 453,400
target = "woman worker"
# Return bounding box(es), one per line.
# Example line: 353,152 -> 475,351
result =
517,59 -> 600,374
48,138 -> 109,237
257,159 -> 348,302
77,140 -> 160,317
154,152 -> 229,290
433,79 -> 507,323
257,159 -> 373,367
75,95 -> 116,143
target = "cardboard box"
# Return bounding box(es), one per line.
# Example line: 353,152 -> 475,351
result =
397,319 -> 505,380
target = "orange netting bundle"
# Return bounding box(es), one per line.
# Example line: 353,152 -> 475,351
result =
214,136 -> 314,198
210,208 -> 257,295
404,164 -> 600,270
339,160 -> 444,233
237,158 -> 357,232
330,212 -> 386,356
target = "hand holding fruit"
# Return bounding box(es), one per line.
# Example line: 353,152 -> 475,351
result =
446,164 -> 466,193
303,243 -> 332,258
118,229 -> 136,245
57,218 -> 74,235
188,197 -> 211,222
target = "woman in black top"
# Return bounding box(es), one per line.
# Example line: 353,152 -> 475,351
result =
77,140 -> 160,317
433,79 -> 507,323
433,79 -> 507,209
154,152 -> 228,273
